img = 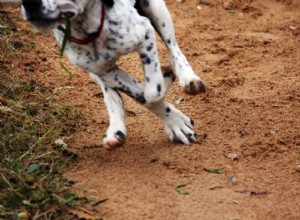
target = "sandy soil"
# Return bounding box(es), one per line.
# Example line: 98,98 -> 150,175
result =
2,0 -> 300,219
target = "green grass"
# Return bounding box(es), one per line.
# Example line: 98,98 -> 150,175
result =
0,72 -> 82,220
0,9 -> 96,220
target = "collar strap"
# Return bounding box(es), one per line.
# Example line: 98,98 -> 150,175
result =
58,4 -> 105,45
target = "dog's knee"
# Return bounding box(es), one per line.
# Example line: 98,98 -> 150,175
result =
144,81 -> 166,104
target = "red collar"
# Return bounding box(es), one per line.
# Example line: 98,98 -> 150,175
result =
58,5 -> 105,45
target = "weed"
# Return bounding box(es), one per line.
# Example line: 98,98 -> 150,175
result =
0,8 -> 95,220
0,75 -> 83,219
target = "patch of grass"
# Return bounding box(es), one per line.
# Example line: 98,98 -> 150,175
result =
0,76 -> 83,219
0,9 -> 90,220
0,9 -> 19,60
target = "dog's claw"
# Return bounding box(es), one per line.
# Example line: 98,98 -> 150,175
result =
168,129 -> 197,144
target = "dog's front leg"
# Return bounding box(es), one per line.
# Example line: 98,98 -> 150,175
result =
138,28 -> 167,105
136,0 -> 206,95
88,72 -> 126,151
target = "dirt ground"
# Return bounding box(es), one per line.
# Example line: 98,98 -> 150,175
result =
2,0 -> 300,219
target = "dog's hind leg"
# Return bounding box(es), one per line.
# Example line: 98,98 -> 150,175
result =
135,0 -> 206,95
100,66 -> 197,144
89,72 -> 126,151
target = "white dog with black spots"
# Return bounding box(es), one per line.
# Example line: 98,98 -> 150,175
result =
21,0 -> 206,150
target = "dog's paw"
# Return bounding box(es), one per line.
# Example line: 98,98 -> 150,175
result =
103,130 -> 126,151
180,76 -> 206,95
162,106 -> 197,144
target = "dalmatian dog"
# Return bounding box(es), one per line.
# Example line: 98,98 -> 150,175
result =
21,0 -> 206,150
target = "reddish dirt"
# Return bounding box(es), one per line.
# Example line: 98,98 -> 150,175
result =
2,0 -> 300,219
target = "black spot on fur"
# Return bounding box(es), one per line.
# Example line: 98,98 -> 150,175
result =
135,93 -> 146,104
107,45 -> 117,51
140,53 -> 151,65
107,37 -> 117,43
146,44 -> 153,51
157,84 -> 161,93
108,20 -> 118,25
166,107 -> 171,113
190,119 -> 194,126
116,130 -> 126,140
107,66 -> 117,73
145,58 -> 151,65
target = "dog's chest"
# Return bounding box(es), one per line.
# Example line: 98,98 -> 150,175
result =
64,41 -> 117,74
54,6 -> 150,75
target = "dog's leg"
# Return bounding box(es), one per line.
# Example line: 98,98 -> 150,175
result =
138,25 -> 167,104
89,72 -> 126,151
136,0 -> 206,95
100,66 -> 197,144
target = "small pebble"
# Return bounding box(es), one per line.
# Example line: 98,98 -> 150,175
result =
54,138 -> 67,147
197,5 -> 203,10
227,176 -> 237,185
176,0 -> 184,3
296,165 -> 300,172
228,153 -> 239,161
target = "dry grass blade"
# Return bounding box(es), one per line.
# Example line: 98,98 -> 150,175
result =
203,167 -> 224,174
176,184 -> 189,195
